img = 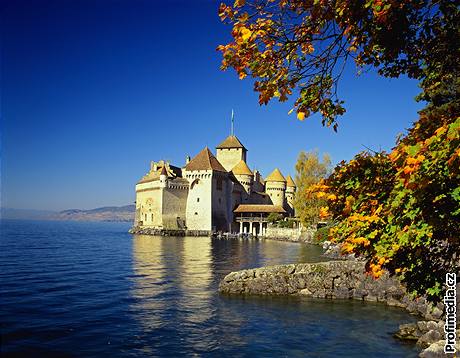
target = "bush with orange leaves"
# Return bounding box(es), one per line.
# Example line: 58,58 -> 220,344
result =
310,114 -> 460,302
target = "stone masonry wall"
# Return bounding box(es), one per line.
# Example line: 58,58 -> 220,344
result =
264,226 -> 314,243
264,226 -> 301,241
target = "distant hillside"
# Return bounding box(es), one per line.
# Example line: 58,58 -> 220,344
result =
1,205 -> 135,222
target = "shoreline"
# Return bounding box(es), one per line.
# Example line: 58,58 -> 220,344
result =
128,225 -> 316,243
219,260 -> 457,357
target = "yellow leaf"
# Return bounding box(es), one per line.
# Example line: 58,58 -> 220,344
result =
319,206 -> 330,219
240,27 -> 252,41
297,111 -> 306,121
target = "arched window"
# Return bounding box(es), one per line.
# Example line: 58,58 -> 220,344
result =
191,178 -> 200,189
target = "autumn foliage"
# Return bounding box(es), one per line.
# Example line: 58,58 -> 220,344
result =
310,112 -> 459,301
218,0 -> 458,129
218,0 -> 459,301
293,151 -> 331,226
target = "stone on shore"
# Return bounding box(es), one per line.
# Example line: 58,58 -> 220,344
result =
219,261 -> 407,303
219,260 -> 452,357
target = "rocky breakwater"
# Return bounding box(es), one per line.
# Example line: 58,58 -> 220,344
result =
219,261 -> 456,356
220,261 -> 409,304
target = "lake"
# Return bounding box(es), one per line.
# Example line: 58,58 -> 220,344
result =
0,220 -> 419,357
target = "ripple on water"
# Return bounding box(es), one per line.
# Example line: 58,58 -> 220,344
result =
0,220 -> 419,357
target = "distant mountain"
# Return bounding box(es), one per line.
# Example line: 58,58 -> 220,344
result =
1,205 -> 135,222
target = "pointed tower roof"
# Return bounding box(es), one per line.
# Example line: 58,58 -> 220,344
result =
160,165 -> 168,176
286,175 -> 296,188
185,147 -> 227,172
265,168 -> 286,183
231,160 -> 253,176
216,135 -> 247,151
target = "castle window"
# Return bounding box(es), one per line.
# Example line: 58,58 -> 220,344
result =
191,179 -> 200,189
218,198 -> 221,204
216,177 -> 223,191
195,212 -> 198,215
145,214 -> 147,221
197,198 -> 200,202
151,213 -> 153,221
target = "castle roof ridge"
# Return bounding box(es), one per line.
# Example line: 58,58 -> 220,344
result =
185,147 -> 227,172
231,160 -> 253,176
286,175 -> 296,187
233,204 -> 286,213
216,135 -> 247,151
265,168 -> 286,183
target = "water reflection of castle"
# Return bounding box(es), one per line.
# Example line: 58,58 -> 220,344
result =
131,235 -> 215,352
130,235 -> 313,353
134,132 -> 296,235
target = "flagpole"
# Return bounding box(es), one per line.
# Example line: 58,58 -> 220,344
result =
231,109 -> 234,135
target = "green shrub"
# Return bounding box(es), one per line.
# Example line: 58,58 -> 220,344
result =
314,226 -> 330,243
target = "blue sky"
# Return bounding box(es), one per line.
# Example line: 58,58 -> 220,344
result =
1,0 -> 424,211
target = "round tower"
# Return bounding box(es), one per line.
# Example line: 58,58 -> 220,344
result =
285,175 -> 296,216
231,160 -> 253,195
265,168 -> 287,207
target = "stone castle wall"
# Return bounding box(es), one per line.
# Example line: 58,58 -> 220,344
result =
211,172 -> 232,231
216,148 -> 245,171
136,185 -> 163,227
185,170 -> 213,231
265,181 -> 286,207
162,186 -> 188,229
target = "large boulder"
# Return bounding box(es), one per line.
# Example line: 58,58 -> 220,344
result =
219,261 -> 408,304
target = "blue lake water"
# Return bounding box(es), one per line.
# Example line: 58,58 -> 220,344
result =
0,220 -> 419,357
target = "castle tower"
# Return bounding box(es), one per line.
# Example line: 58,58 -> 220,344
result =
216,135 -> 247,172
183,147 -> 231,232
285,175 -> 296,216
231,160 -> 253,196
265,168 -> 287,207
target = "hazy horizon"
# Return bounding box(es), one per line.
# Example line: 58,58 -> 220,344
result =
1,0 -> 424,211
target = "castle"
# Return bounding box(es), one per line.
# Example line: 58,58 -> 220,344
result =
134,134 -> 296,235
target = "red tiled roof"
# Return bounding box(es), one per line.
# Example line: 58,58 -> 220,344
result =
216,135 -> 247,150
234,204 -> 286,213
185,147 -> 227,172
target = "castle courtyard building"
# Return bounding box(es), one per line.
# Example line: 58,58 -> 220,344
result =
134,134 -> 296,235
